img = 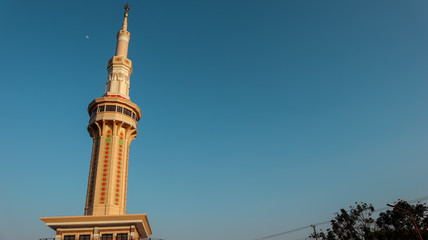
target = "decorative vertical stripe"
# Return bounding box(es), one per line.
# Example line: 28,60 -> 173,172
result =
124,138 -> 129,206
115,132 -> 124,205
88,138 -> 100,205
99,129 -> 112,204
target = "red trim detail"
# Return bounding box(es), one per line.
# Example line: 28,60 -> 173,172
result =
106,95 -> 130,100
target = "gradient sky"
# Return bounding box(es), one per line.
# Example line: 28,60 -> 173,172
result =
1,1 -> 428,240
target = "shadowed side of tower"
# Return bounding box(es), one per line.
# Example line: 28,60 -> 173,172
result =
41,5 -> 153,240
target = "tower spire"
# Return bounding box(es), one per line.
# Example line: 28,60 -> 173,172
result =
115,3 -> 131,57
122,3 -> 130,31
105,3 -> 133,100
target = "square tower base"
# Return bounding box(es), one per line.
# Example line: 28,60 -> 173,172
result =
40,214 -> 152,240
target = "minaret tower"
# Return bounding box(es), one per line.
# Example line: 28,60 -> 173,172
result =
41,5 -> 152,240
85,3 -> 141,216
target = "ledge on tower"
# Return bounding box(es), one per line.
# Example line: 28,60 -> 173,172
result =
40,214 -> 152,239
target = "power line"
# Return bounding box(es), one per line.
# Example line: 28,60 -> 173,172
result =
254,225 -> 313,240
254,195 -> 428,240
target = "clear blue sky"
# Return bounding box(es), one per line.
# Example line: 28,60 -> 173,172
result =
1,1 -> 428,240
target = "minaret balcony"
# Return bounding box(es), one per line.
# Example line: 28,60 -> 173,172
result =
88,107 -> 138,130
88,97 -> 142,130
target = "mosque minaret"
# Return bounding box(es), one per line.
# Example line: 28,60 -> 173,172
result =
85,3 -> 141,216
41,5 -> 152,240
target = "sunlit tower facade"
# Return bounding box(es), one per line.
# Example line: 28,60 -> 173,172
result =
84,3 -> 140,217
41,5 -> 152,240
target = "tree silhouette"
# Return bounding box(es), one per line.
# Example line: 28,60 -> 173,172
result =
376,200 -> 428,239
311,200 -> 428,240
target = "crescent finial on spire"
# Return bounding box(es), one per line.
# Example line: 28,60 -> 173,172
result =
124,3 -> 131,17
121,3 -> 130,31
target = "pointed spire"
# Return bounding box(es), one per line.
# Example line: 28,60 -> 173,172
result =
122,3 -> 130,31
115,3 -> 131,57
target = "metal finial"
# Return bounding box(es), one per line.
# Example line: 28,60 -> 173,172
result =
124,3 -> 131,17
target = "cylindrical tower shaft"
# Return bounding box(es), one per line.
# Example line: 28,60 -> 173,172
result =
84,4 -> 142,216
